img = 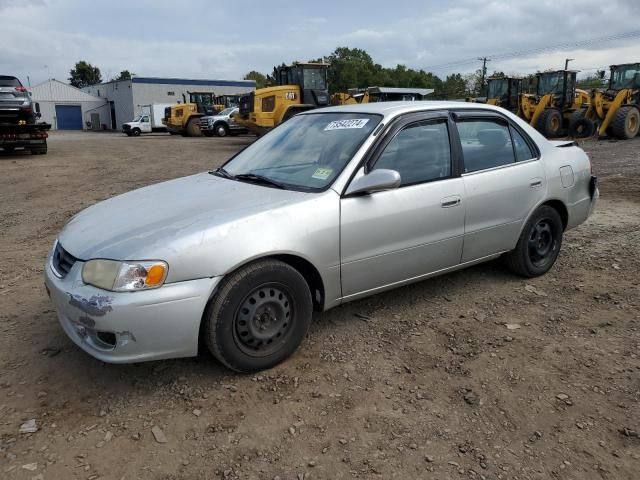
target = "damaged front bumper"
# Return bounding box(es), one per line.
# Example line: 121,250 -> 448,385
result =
44,251 -> 221,363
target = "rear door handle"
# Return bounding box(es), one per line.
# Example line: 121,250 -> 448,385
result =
530,178 -> 543,188
441,195 -> 461,208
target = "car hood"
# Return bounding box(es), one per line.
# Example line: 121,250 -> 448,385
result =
59,173 -> 312,273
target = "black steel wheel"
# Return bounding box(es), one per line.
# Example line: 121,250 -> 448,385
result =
233,283 -> 294,357
204,259 -> 312,372
505,206 -> 563,277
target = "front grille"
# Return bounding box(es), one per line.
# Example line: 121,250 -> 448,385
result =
51,242 -> 77,278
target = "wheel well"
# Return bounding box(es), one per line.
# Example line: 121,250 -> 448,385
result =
542,199 -> 568,230
271,254 -> 325,311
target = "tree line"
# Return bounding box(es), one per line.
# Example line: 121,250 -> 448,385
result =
245,47 -> 609,98
66,50 -> 609,97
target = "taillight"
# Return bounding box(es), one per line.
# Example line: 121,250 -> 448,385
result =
15,86 -> 28,92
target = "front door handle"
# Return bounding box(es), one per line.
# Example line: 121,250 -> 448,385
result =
441,196 -> 461,208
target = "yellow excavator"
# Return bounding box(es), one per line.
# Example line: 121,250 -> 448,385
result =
519,70 -> 590,138
235,62 -> 331,135
583,63 -> 640,139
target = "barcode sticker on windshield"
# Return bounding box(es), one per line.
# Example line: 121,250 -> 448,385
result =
312,167 -> 333,180
324,119 -> 370,131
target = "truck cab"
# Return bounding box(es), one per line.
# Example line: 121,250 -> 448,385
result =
237,62 -> 330,135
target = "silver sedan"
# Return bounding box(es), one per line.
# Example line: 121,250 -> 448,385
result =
44,102 -> 598,372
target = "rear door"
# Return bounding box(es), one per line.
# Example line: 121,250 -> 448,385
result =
453,112 -> 545,262
340,112 -> 465,298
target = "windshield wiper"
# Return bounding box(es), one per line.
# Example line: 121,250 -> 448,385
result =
234,173 -> 286,189
211,167 -> 234,179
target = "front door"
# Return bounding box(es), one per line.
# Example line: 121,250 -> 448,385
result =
454,113 -> 546,262
140,115 -> 151,133
340,114 -> 465,298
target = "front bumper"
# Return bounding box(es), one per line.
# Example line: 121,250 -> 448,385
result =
44,250 -> 221,363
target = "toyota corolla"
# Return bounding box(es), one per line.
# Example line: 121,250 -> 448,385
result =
44,102 -> 598,372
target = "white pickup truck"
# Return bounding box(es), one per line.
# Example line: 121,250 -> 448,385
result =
122,104 -> 171,136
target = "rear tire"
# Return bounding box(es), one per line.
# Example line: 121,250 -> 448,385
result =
204,259 -> 312,372
610,106 -> 640,139
504,206 -> 563,277
535,108 -> 563,138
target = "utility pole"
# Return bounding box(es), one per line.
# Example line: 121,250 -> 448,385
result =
564,58 -> 574,70
478,57 -> 491,96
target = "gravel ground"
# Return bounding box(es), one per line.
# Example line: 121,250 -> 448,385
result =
0,131 -> 639,480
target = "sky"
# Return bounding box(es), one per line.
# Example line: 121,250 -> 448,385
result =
2,0 -> 639,86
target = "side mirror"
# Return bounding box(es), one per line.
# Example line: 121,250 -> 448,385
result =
36,112 -> 42,119
345,169 -> 401,196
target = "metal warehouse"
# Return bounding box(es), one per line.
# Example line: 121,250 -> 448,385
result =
30,80 -> 110,130
83,77 -> 256,130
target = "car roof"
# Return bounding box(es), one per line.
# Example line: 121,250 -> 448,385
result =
309,100 -> 505,119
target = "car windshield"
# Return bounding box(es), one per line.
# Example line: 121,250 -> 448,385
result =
222,112 -> 381,191
218,107 -> 235,116
132,115 -> 142,122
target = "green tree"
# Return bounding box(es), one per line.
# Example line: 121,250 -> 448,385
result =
68,60 -> 102,88
244,70 -> 268,89
326,47 -> 378,93
114,70 -> 134,81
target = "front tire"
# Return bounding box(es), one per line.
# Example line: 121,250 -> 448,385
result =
505,206 -> 563,277
204,260 -> 312,372
535,108 -> 563,138
610,106 -> 640,140
215,123 -> 229,137
132,128 -> 141,137
186,118 -> 201,137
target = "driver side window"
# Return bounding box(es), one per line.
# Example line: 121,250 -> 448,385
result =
373,120 -> 451,186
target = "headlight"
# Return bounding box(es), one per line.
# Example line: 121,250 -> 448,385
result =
82,259 -> 168,292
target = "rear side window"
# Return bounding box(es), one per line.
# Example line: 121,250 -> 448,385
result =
373,119 -> 451,186
0,76 -> 21,87
509,126 -> 536,161
457,119 -> 515,173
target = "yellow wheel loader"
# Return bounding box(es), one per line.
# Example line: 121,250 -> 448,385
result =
585,63 -> 640,139
235,63 -> 330,135
519,70 -> 590,138
162,103 -> 203,137
485,77 -> 522,112
163,92 -> 225,136
331,87 -> 433,105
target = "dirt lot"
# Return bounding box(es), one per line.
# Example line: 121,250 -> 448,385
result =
1,131 -> 639,480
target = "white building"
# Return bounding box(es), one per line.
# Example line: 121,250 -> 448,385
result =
83,77 -> 256,129
31,80 -> 110,130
